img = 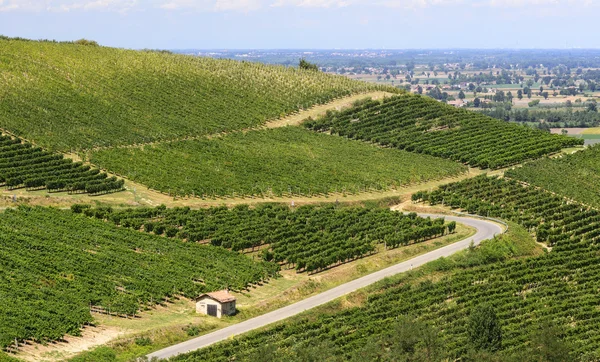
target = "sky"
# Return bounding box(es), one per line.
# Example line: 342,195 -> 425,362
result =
0,0 -> 599,49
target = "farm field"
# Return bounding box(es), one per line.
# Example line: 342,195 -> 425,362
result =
305,94 -> 581,169
0,206 -> 278,351
88,127 -> 467,198
3,39 -> 600,362
174,176 -> 600,361
76,203 -> 455,273
30,214 -> 475,362
505,145 -> 600,208
0,134 -> 123,195
0,38 -> 387,151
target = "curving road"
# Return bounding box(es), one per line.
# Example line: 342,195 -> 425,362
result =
148,214 -> 504,360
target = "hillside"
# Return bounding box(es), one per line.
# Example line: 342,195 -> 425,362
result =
172,176 -> 600,361
505,145 -> 600,208
0,134 -> 123,194
305,95 -> 583,169
75,204 -> 455,273
0,38 -> 385,151
0,206 -> 277,350
89,127 -> 466,198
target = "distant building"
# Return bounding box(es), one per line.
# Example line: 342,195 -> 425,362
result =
196,290 -> 236,318
447,99 -> 466,108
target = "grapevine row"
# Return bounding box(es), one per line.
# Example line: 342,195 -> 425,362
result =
76,204 -> 455,274
304,95 -> 583,169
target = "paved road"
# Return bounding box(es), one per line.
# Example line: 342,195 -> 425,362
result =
148,214 -> 503,360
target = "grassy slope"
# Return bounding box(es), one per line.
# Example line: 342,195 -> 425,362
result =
89,127 -> 467,197
506,145 -> 600,208
0,38 -> 385,151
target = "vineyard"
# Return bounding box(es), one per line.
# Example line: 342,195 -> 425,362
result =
305,95 -> 582,169
76,203 -> 454,273
0,206 -> 277,350
505,145 -> 600,208
0,134 -> 123,194
0,38 -> 389,151
89,127 -> 466,198
171,177 -> 600,360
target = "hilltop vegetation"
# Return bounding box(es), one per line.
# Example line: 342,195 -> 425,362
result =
305,95 -> 582,169
0,206 -> 277,349
175,176 -> 600,361
505,145 -> 600,208
0,38 -> 385,151
89,127 -> 466,198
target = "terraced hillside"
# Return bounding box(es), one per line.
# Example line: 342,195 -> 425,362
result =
0,206 -> 278,350
89,127 -> 466,198
305,95 -> 583,169
505,145 -> 600,208
0,38 -> 385,151
173,176 -> 600,361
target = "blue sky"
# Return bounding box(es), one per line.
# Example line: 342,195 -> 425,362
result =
0,0 -> 598,49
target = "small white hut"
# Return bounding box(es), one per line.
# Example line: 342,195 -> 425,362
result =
195,290 -> 236,318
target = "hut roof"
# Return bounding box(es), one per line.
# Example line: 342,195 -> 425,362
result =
198,290 -> 236,303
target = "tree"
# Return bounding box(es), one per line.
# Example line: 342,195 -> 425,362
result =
74,38 -> 99,46
517,89 -> 523,100
507,91 -> 513,103
299,58 -> 319,72
458,90 -> 466,100
474,98 -> 481,108
417,85 -> 423,94
468,304 -> 502,352
542,91 -> 549,100
589,103 -> 598,112
528,322 -> 572,362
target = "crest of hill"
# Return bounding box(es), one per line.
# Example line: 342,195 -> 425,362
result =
0,37 -> 390,151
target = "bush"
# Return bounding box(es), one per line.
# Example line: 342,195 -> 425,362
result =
73,39 -> 99,46
134,337 -> 152,346
69,347 -> 116,362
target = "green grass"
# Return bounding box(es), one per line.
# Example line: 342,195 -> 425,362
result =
89,127 -> 467,198
505,144 -> 600,208
0,38 -> 387,151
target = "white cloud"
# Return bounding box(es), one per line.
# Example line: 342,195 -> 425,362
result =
0,0 -> 139,12
0,0 -> 595,12
270,0 -> 351,8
